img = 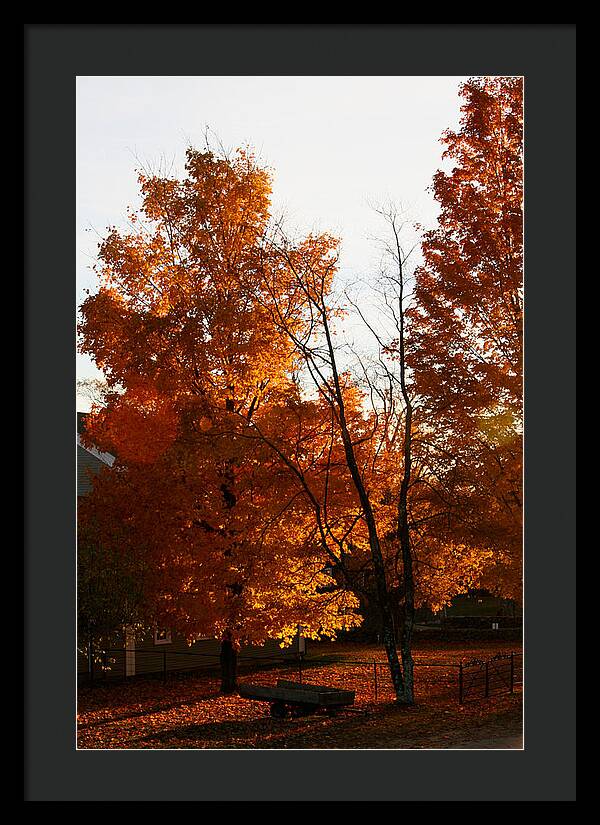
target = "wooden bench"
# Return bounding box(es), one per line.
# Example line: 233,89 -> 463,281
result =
238,679 -> 355,718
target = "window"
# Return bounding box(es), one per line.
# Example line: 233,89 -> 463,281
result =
153,629 -> 172,645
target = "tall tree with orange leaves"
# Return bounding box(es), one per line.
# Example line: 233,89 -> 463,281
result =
406,76 -> 523,597
78,147 -> 359,691
249,211 -> 498,705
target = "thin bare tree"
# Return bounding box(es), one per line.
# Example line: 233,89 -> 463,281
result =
235,209 -> 420,703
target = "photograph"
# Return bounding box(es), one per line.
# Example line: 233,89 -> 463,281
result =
75,74 -> 524,751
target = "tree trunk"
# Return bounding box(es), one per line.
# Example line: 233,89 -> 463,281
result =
398,616 -> 415,704
219,637 -> 238,694
381,618 -> 405,700
349,486 -> 406,702
397,492 -> 415,705
392,208 -> 416,705
321,308 -> 408,704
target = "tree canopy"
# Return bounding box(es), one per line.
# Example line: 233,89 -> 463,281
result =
79,148 -> 360,657
406,76 -> 523,597
78,77 -> 523,699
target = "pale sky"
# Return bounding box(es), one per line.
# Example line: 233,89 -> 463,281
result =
76,75 -> 468,410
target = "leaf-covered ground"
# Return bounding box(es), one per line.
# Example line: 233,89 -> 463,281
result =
77,640 -> 522,749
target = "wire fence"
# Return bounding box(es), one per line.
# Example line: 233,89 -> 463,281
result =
458,651 -> 523,703
79,646 -> 522,705
237,655 -> 461,704
81,646 -> 302,684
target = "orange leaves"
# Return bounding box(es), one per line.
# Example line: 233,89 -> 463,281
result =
77,640 -> 522,749
84,380 -> 178,465
79,146 -> 304,420
182,147 -> 272,242
402,77 -> 523,600
408,76 -> 523,420
77,139 -> 360,645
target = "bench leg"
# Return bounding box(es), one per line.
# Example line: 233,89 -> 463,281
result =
270,701 -> 289,719
290,704 -> 316,718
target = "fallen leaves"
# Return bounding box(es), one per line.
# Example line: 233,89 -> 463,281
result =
77,640 -> 522,749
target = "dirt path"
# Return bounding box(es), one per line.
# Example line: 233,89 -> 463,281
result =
383,733 -> 523,749
449,735 -> 523,749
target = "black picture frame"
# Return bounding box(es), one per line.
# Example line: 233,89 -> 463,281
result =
24,23 -> 576,802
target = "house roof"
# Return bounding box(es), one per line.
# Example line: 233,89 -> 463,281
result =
77,412 -> 115,496
76,433 -> 115,468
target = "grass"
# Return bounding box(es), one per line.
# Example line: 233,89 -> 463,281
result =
77,639 -> 522,749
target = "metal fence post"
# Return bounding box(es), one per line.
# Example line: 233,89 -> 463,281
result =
510,652 -> 514,694
163,650 -> 167,684
373,660 -> 378,701
458,663 -> 463,705
485,660 -> 489,698
298,655 -> 302,684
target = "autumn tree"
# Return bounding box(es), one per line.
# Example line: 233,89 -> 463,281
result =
232,221 -> 420,702
78,147 -> 359,692
406,76 -> 523,598
245,202 -> 499,704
